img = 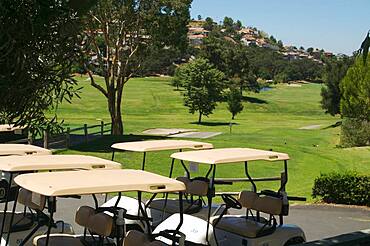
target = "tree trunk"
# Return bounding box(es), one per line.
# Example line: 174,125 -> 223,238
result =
108,87 -> 124,136
232,114 -> 235,120
198,112 -> 202,124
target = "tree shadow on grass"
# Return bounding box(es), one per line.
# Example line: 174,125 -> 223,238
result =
190,122 -> 239,126
242,96 -> 268,104
69,134 -> 166,153
322,121 -> 342,129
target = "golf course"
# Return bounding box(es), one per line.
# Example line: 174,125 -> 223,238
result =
57,75 -> 370,201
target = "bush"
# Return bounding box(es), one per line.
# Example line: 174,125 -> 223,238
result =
341,118 -> 370,147
312,171 -> 370,206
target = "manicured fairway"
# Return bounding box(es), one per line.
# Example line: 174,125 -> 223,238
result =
57,75 -> 370,201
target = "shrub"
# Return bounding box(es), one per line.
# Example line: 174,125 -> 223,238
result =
340,118 -> 370,147
312,171 -> 370,206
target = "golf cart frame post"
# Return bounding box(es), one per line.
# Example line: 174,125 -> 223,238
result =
0,155 -> 121,246
14,169 -> 187,246
170,148 -> 293,245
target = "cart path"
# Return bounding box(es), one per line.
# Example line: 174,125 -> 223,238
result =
2,197 -> 369,242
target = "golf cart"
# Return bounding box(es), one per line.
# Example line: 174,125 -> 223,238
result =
152,148 -> 306,246
105,140 -> 217,229
0,145 -> 51,157
0,155 -> 121,246
13,169 -> 187,246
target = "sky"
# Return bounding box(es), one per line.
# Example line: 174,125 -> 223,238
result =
190,0 -> 370,55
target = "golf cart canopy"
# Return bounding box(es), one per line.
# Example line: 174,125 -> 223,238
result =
14,169 -> 186,196
0,124 -> 24,132
0,144 -> 52,156
111,140 -> 213,152
0,155 -> 121,172
171,148 -> 290,164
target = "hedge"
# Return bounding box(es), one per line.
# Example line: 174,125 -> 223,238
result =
312,171 -> 370,206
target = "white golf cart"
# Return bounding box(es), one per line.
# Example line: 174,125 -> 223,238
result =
14,169 -> 188,246
0,155 -> 121,246
0,144 -> 51,157
105,140 -> 218,229
152,148 -> 306,246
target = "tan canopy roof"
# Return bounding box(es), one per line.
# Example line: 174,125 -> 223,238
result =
111,140 -> 213,152
0,155 -> 121,172
0,124 -> 24,132
170,148 -> 289,164
0,144 -> 52,156
15,169 -> 186,196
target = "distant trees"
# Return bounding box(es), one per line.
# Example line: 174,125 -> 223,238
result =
174,58 -> 225,124
321,57 -> 354,116
200,32 -> 259,94
81,0 -> 191,135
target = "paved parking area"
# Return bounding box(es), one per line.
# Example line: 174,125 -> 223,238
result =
2,197 -> 369,242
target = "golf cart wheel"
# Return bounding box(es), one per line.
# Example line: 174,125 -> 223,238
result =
284,236 -> 305,245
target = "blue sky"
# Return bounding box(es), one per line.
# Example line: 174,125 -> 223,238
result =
190,0 -> 370,55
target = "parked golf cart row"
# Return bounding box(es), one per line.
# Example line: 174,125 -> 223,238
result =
0,141 -> 306,245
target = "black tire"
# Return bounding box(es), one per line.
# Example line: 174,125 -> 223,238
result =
284,236 -> 305,246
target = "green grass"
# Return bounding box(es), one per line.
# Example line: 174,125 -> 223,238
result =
56,75 -> 370,201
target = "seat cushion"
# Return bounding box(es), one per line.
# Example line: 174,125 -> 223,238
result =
149,199 -> 200,214
33,234 -> 84,246
123,230 -> 166,246
212,215 -> 273,238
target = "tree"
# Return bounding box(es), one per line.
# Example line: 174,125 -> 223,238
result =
340,57 -> 370,121
307,47 -> 314,54
81,0 -> 191,135
203,17 -> 215,31
277,40 -> 284,48
0,0 -> 90,134
359,31 -> 370,64
200,33 -> 259,94
320,57 -> 353,116
197,14 -> 202,21
174,58 -> 225,124
270,35 -> 277,44
226,88 -> 244,119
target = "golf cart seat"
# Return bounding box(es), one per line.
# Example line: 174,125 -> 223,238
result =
150,176 -> 208,214
33,234 -> 84,246
123,230 -> 166,246
212,191 -> 282,238
33,206 -> 115,246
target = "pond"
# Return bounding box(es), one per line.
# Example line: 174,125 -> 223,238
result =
260,86 -> 273,92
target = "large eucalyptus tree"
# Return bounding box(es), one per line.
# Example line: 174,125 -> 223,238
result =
82,0 -> 191,135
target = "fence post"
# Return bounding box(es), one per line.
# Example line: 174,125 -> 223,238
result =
27,131 -> 33,145
101,121 -> 104,136
84,124 -> 88,143
66,127 -> 70,149
43,130 -> 49,149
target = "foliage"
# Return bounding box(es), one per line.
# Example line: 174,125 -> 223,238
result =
200,32 -> 259,93
81,0 -> 191,134
340,118 -> 370,147
312,171 -> 370,206
340,56 -> 370,121
320,56 -> 354,116
226,88 -> 244,119
174,58 -> 225,123
0,0 -> 90,134
359,31 -> 370,64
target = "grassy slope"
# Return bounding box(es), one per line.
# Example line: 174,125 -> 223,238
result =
56,76 -> 370,200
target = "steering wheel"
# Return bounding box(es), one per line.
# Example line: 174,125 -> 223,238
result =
221,194 -> 242,209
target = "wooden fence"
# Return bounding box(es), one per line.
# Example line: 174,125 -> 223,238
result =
42,121 -> 112,149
